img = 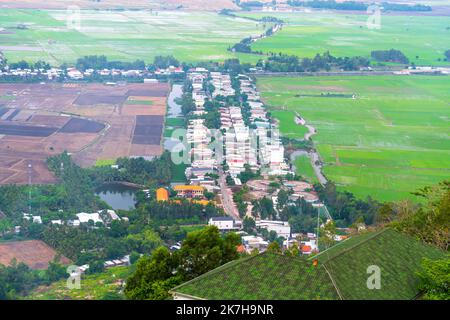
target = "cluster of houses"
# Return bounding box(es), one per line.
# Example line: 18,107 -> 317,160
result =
188,68 -> 209,116
211,72 -> 235,97
185,118 -> 217,190
20,209 -> 125,229
0,64 -> 185,81
208,216 -> 320,255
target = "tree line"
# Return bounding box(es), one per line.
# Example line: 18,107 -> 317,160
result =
287,0 -> 432,12
371,49 -> 409,64
257,51 -> 370,72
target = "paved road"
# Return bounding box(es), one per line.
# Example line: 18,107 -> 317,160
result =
218,167 -> 240,220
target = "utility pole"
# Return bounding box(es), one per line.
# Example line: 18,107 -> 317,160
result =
28,162 -> 32,215
316,206 -> 320,252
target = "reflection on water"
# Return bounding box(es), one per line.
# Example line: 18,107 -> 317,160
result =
95,183 -> 138,211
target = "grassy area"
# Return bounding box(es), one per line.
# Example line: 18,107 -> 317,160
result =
27,266 -> 131,300
258,75 -> 450,201
0,9 -> 264,65
125,100 -> 153,105
95,159 -> 116,167
270,110 -> 308,138
294,154 -> 317,183
180,225 -> 207,233
172,163 -> 187,182
236,11 -> 450,66
165,117 -> 185,127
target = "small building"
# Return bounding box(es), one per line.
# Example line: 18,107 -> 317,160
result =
156,187 -> 169,201
173,185 -> 205,198
76,212 -> 103,225
208,216 -> 238,231
256,220 -> 291,239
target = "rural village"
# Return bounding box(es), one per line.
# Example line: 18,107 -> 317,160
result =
0,0 -> 448,304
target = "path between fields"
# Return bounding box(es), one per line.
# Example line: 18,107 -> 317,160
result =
293,112 -> 328,186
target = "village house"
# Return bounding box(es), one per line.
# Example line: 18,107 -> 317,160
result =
208,216 -> 239,231
173,185 -> 205,198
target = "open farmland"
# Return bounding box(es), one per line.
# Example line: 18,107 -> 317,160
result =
257,75 -> 450,201
0,9 -> 263,65
0,240 -> 71,269
0,82 -> 169,184
237,11 -> 450,66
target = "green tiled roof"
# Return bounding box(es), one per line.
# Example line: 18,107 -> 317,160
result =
172,228 -> 446,300
313,228 -> 446,300
171,253 -> 340,300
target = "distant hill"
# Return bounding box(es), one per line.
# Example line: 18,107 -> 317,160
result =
171,228 -> 446,300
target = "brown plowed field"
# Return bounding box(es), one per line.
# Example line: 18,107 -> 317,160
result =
0,240 -> 71,270
0,82 -> 169,184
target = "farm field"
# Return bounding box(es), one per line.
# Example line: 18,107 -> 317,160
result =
257,75 -> 450,201
294,154 -> 318,184
0,9 -> 262,65
237,11 -> 450,66
27,266 -> 131,300
0,82 -> 169,184
0,240 -> 71,269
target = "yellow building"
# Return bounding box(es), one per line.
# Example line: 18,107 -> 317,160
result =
156,187 -> 169,201
173,185 -> 205,198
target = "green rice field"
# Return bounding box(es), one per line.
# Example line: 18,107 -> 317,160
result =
258,75 -> 450,201
237,11 -> 450,66
294,154 -> 318,183
0,9 -> 263,65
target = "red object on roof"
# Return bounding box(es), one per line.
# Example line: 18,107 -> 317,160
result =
302,245 -> 312,253
236,245 -> 246,253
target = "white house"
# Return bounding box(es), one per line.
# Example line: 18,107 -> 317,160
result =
208,216 -> 238,231
256,220 -> 291,239
76,212 -> 103,225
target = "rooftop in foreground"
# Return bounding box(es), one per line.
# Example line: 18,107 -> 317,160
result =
171,229 -> 446,300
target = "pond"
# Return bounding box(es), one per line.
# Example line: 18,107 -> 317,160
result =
95,183 -> 139,211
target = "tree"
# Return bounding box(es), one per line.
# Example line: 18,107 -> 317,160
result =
125,246 -> 181,300
319,221 -> 337,250
266,241 -> 281,254
391,181 -> 450,251
43,259 -> 67,284
178,226 -> 240,279
126,228 -> 163,254
243,216 -> 256,234
417,257 -> 450,300
445,50 -> 450,61
125,227 -> 241,300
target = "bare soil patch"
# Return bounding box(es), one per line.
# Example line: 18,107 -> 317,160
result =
0,240 -> 70,270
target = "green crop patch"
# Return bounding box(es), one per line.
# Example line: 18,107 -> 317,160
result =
258,75 -> 450,201
0,9 -> 264,65
236,11 -> 450,66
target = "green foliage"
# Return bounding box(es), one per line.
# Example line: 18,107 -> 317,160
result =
125,247 -> 182,300
316,182 -> 380,227
125,226 -> 240,300
126,228 -> 163,254
252,197 -> 276,220
178,227 -> 240,280
371,49 -> 409,64
0,260 -> 39,299
75,55 -> 145,71
391,181 -> 450,251
417,257 -> 450,300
